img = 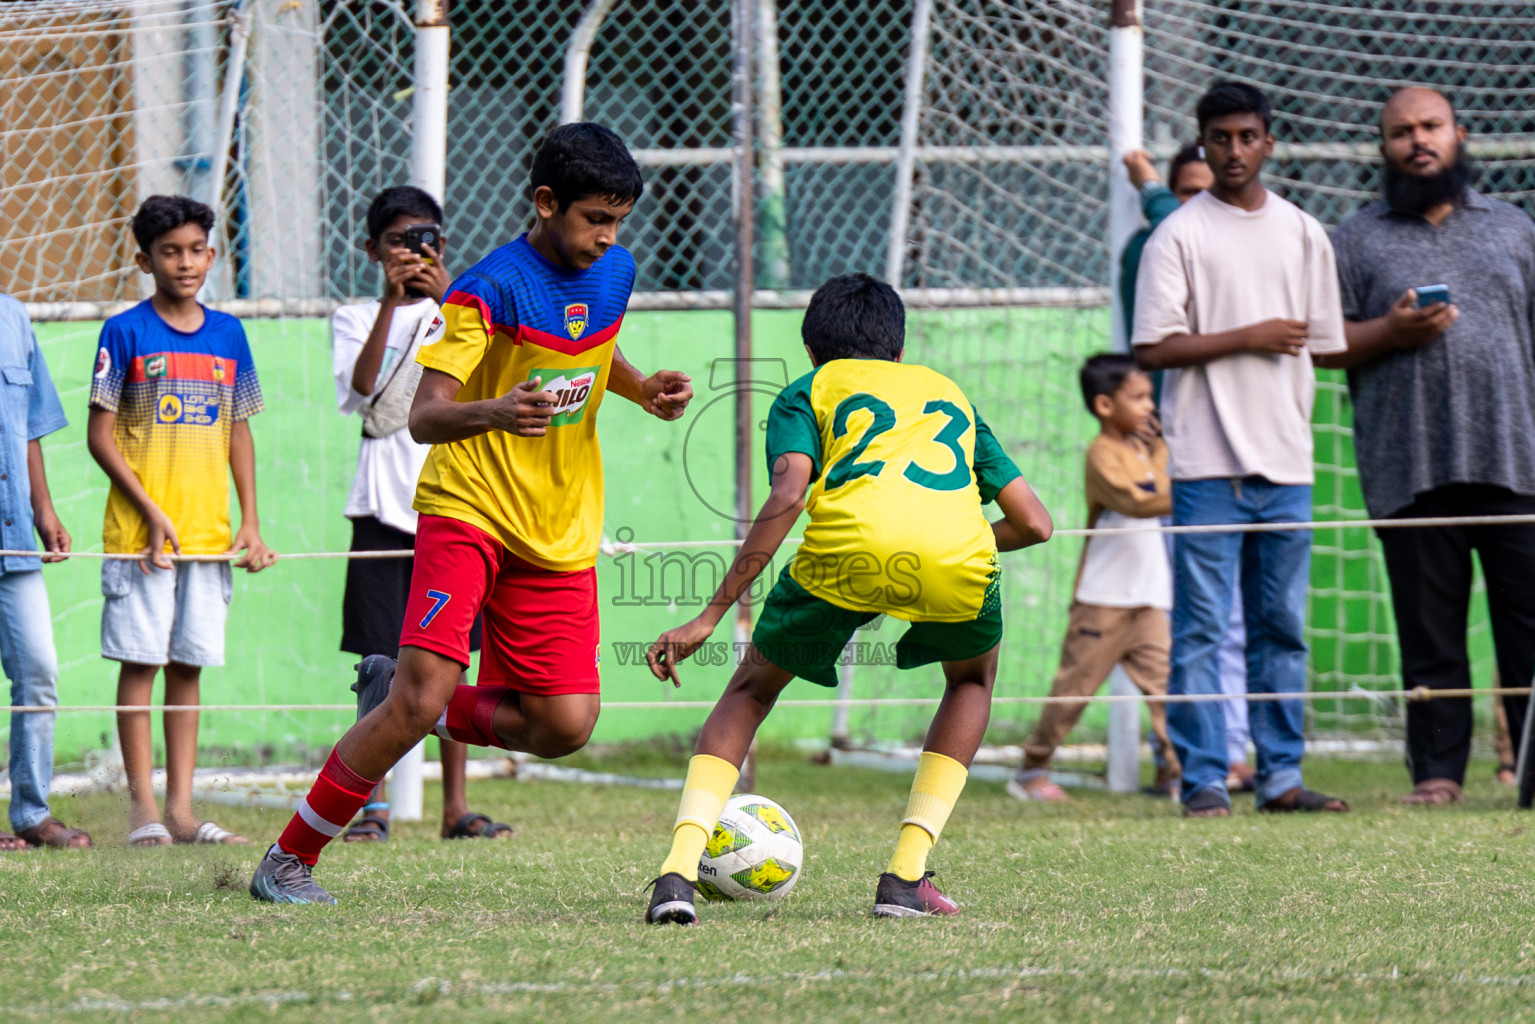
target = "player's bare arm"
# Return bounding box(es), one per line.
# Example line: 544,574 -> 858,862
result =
645,451 -> 813,686
27,439 -> 71,564
1314,289 -> 1457,370
608,346 -> 693,420
1135,318 -> 1310,370
408,366 -> 560,443
227,419 -> 276,572
85,406 -> 180,572
990,476 -> 1055,552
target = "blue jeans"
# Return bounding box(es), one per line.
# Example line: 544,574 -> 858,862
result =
1169,478 -> 1311,806
0,570 -> 58,831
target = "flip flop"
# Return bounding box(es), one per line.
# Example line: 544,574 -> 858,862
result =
127,822 -> 172,847
18,817 -> 93,849
343,815 -> 390,843
443,811 -> 514,840
1005,775 -> 1071,803
176,821 -> 248,845
0,832 -> 29,852
1260,786 -> 1350,813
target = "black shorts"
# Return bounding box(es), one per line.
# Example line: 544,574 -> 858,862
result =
341,516 -> 482,659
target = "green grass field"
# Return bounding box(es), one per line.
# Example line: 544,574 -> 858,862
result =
4,750 -> 1534,1022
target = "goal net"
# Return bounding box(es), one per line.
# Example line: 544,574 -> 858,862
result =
3,0 -> 1532,771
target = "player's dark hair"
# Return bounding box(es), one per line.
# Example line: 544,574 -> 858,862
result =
530,122 -> 644,210
1080,353 -> 1141,413
1196,80 -> 1272,133
365,186 -> 443,241
131,194 -> 215,253
1167,142 -> 1206,190
801,273 -> 906,363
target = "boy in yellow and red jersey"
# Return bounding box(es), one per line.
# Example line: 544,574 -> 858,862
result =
642,274 -> 1054,924
88,195 -> 275,849
252,123 -> 694,904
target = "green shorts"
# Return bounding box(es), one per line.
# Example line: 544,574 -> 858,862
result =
751,566 -> 1003,688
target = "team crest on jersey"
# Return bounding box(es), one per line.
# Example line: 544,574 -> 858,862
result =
94,347 -> 111,379
145,354 -> 167,378
532,366 -> 601,427
564,302 -> 589,340
211,357 -> 226,383
424,314 -> 445,342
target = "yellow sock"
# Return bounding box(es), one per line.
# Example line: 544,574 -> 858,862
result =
886,750 -> 968,881
659,753 -> 740,881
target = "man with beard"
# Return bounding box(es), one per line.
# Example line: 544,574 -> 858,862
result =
1323,87 -> 1535,806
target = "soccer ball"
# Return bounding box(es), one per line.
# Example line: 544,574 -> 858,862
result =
696,794 -> 804,902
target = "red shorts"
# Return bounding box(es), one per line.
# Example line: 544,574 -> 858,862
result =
399,515 -> 600,695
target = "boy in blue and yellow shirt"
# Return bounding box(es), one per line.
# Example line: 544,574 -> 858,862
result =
643,273 -> 1054,924
87,195 -> 274,848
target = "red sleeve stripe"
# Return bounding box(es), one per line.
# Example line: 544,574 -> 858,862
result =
444,289 -> 495,332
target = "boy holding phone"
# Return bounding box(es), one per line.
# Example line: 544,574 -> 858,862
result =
330,186 -> 512,843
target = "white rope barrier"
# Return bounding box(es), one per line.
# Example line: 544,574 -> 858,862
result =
4,686 -> 1526,714
7,511 -> 1535,564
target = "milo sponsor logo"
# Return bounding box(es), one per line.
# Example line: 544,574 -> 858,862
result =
535,366 -> 601,427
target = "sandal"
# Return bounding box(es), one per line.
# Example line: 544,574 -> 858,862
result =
176,821 -> 248,845
1261,786 -> 1350,813
1184,787 -> 1231,817
0,832 -> 29,852
1005,774 -> 1071,804
443,811 -> 514,840
127,822 -> 172,847
18,817 -> 93,849
1400,778 -> 1463,806
343,815 -> 390,843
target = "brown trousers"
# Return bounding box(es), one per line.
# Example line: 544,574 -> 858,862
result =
1022,602 -> 1178,775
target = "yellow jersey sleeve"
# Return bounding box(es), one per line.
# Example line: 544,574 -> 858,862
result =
419,281 -> 497,384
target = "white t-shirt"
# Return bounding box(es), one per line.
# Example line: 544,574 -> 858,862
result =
1074,510 -> 1172,610
332,299 -> 437,535
1131,189 -> 1347,484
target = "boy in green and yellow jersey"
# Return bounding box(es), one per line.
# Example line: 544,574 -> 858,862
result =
643,273 -> 1054,924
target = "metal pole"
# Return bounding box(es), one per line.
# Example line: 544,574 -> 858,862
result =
207,0 -> 250,222
732,0 -> 758,794
1106,0 -> 1144,352
393,0 -> 452,822
561,0 -> 620,124
885,0 -> 933,286
1105,0 -> 1145,795
755,0 -> 789,288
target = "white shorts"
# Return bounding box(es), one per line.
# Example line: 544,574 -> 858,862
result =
101,560 -> 232,667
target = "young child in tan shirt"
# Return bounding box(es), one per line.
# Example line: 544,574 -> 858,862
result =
1009,354 -> 1177,803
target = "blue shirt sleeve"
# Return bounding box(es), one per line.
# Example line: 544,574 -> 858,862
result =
230,321 -> 264,421
25,322 -> 66,440
89,315 -> 131,412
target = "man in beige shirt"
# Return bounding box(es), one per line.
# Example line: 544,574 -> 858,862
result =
1133,82 -> 1347,818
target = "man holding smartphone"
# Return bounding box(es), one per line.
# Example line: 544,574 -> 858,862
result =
1323,87 -> 1535,806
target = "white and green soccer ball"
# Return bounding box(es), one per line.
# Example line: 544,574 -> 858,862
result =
696,794 -> 803,902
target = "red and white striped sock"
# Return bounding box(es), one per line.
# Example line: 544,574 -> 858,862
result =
434,685 -> 512,749
276,748 -> 379,865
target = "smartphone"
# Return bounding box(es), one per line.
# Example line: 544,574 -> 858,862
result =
1415,284 -> 1451,308
399,223 -> 441,264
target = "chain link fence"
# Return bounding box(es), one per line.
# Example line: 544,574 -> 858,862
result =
6,0 -> 1535,749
